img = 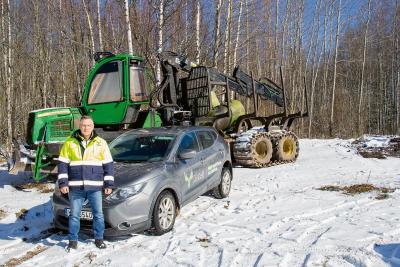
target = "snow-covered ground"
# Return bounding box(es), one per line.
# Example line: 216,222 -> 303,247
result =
1,139 -> 400,267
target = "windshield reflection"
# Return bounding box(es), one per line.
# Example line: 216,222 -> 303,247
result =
110,134 -> 176,163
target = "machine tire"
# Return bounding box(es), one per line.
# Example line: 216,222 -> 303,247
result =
274,131 -> 299,161
251,133 -> 273,166
213,167 -> 232,199
152,191 -> 176,235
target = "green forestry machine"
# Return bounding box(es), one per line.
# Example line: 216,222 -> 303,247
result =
8,51 -> 308,181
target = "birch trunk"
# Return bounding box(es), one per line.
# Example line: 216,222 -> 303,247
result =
97,0 -> 103,51
245,0 -> 250,72
157,0 -> 164,84
393,0 -> 399,134
223,0 -> 232,74
274,0 -> 279,80
124,0 -> 133,54
358,0 -> 371,135
213,0 -> 222,67
5,0 -> 12,153
232,0 -> 243,68
195,0 -> 201,64
82,0 -> 95,61
329,0 -> 341,137
59,0 -> 67,106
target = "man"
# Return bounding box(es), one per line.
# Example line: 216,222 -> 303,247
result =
57,115 -> 114,251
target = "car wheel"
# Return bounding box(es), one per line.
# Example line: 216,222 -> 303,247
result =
213,167 -> 232,199
153,191 -> 176,235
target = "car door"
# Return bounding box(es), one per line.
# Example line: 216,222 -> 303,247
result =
174,132 -> 206,204
196,130 -> 223,188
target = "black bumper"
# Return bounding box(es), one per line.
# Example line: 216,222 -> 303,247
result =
53,215 -> 150,238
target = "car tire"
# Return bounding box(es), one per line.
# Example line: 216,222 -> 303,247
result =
213,167 -> 232,199
152,191 -> 176,235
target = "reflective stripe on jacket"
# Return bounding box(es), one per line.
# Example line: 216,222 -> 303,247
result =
57,130 -> 114,191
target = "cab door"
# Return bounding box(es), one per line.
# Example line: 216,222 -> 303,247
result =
82,60 -> 127,125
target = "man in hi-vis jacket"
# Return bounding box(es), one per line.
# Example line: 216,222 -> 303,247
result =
58,115 -> 114,251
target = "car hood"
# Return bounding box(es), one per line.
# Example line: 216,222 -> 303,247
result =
113,161 -> 165,187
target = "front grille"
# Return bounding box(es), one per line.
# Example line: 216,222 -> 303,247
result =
58,215 -> 112,230
48,118 -> 72,139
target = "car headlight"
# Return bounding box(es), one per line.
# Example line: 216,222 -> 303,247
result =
106,182 -> 146,203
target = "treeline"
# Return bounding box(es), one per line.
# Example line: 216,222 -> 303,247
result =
0,0 -> 399,153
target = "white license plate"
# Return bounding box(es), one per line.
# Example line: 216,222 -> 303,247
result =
64,208 -> 93,220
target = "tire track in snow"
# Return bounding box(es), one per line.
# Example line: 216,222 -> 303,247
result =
239,192 -> 383,267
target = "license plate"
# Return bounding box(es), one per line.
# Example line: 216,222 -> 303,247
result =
64,208 -> 93,220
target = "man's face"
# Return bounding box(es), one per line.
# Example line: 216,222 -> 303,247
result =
79,118 -> 94,139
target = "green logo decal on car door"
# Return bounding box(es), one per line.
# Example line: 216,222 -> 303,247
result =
184,170 -> 194,187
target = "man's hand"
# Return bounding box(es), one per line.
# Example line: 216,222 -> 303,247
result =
60,186 -> 69,194
104,188 -> 112,195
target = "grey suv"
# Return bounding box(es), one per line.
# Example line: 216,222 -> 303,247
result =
53,127 -> 232,236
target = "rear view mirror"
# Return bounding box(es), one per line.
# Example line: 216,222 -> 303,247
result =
178,149 -> 196,160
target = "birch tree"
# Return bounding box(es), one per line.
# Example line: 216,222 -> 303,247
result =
329,0 -> 341,137
195,0 -> 201,64
4,0 -> 12,153
97,0 -> 103,51
124,0 -> 133,54
358,0 -> 371,135
82,0 -> 95,62
232,0 -> 243,68
157,0 -> 164,84
213,0 -> 222,67
223,0 -> 233,74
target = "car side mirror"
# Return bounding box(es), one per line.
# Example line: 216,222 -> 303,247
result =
178,149 -> 197,160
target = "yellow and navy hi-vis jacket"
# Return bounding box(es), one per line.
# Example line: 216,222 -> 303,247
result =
57,130 -> 114,191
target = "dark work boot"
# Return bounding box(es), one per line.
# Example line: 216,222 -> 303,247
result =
66,240 -> 78,252
95,239 -> 107,249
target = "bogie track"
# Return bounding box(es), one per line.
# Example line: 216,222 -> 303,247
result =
233,128 -> 299,168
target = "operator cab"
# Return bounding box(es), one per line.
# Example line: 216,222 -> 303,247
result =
81,52 -> 150,126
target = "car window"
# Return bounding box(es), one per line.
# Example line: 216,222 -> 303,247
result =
178,132 -> 199,153
196,130 -> 216,150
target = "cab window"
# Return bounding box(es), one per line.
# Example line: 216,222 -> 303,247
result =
129,66 -> 148,102
196,131 -> 216,150
88,61 -> 123,104
178,132 -> 199,153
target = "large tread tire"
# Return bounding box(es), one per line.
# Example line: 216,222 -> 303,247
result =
213,167 -> 232,199
273,131 -> 299,161
233,132 -> 273,167
152,191 -> 176,235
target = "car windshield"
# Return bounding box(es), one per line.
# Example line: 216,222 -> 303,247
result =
110,133 -> 176,162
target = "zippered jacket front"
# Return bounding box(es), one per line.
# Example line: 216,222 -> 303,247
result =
57,130 -> 114,191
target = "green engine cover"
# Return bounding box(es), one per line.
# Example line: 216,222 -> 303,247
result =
26,107 -> 82,146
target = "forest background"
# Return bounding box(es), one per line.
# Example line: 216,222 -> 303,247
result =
0,0 -> 399,155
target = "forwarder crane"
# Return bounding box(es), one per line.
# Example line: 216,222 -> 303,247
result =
154,51 -> 309,167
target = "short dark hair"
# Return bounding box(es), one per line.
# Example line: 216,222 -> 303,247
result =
80,115 -> 93,122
